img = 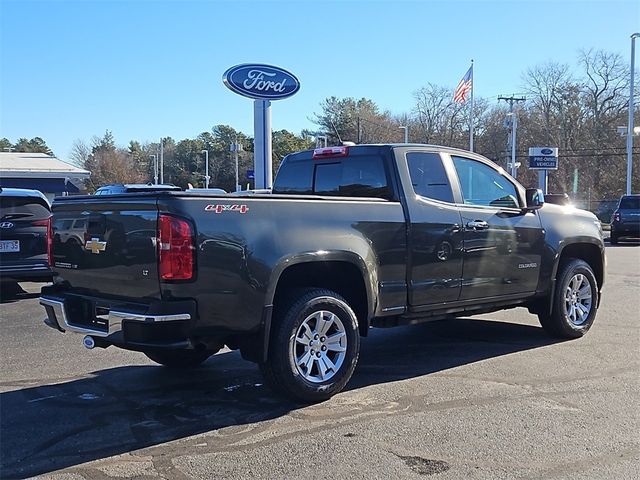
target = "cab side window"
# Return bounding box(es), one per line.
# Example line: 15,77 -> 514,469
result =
406,152 -> 454,203
452,156 -> 520,208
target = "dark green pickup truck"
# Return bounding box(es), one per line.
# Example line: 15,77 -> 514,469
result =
40,144 -> 605,402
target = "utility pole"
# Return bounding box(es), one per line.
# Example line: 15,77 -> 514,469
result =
357,117 -> 361,144
498,95 -> 526,178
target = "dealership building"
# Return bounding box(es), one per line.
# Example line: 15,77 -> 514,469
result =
0,152 -> 90,202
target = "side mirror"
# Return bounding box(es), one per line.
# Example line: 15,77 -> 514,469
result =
525,188 -> 545,210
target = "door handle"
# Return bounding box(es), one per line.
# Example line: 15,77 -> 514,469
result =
466,220 -> 489,230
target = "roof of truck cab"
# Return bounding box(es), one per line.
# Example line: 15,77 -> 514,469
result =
293,143 -> 484,155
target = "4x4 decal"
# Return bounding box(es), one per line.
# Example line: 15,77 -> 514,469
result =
204,204 -> 249,214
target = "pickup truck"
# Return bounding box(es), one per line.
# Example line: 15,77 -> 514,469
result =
40,144 -> 605,402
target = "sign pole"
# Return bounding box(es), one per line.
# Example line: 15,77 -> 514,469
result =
254,99 -> 272,189
538,170 -> 548,194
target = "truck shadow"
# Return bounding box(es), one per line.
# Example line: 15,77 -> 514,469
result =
0,318 -> 558,478
0,284 -> 36,304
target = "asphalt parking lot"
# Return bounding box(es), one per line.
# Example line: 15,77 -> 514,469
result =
1,243 -> 639,480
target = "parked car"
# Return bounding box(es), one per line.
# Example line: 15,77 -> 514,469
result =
0,188 -> 52,289
40,144 -> 605,402
544,193 -> 572,206
610,194 -> 640,244
53,218 -> 87,246
95,183 -> 181,195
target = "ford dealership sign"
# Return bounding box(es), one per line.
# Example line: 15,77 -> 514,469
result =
223,64 -> 300,100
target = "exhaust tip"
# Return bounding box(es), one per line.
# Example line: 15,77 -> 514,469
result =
82,335 -> 96,349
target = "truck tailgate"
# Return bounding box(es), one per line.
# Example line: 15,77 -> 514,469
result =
51,196 -> 161,300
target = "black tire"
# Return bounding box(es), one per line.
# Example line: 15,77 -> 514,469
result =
609,233 -> 619,245
145,349 -> 213,368
260,288 -> 360,403
538,258 -> 599,339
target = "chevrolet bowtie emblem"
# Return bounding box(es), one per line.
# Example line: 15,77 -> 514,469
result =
85,237 -> 107,254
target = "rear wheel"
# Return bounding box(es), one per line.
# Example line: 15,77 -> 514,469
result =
538,258 -> 599,338
260,288 -> 360,403
145,349 -> 213,368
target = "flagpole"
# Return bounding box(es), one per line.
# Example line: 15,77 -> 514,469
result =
469,59 -> 474,152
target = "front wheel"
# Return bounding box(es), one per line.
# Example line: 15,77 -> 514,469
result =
145,349 -> 213,368
260,288 -> 360,403
538,258 -> 599,338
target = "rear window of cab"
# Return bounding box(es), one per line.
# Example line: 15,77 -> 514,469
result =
273,153 -> 392,200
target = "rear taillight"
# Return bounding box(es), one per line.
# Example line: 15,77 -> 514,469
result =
31,219 -> 49,227
158,214 -> 194,281
47,217 -> 53,266
312,146 -> 349,159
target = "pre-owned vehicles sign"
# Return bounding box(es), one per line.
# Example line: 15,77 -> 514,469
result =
528,147 -> 559,170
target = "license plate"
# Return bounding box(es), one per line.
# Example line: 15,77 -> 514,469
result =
0,240 -> 20,253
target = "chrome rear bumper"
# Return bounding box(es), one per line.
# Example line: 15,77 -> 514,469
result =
40,296 -> 191,337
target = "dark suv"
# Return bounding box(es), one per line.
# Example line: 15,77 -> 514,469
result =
0,188 -> 52,289
95,183 -> 181,195
610,194 -> 640,244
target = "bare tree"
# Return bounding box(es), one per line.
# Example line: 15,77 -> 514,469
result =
412,84 -> 456,144
522,61 -> 575,145
580,49 -> 629,141
69,139 -> 91,168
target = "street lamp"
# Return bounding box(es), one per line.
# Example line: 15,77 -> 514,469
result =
230,138 -> 243,192
149,154 -> 158,184
316,135 -> 328,147
627,32 -> 640,195
201,149 -> 210,188
399,126 -> 409,143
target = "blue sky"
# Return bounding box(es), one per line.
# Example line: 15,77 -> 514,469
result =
1,0 -> 638,160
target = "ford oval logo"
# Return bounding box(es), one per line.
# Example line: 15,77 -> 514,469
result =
0,222 -> 14,229
541,148 -> 554,155
223,64 -> 300,100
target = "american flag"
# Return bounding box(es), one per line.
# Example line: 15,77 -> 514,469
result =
453,66 -> 473,103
